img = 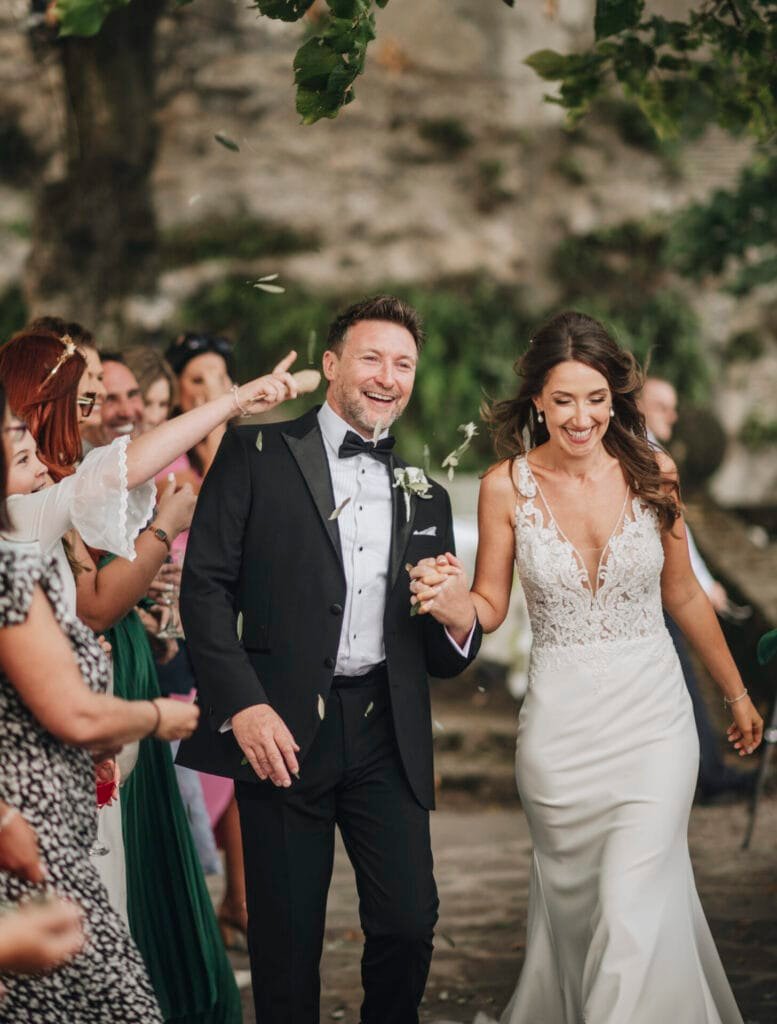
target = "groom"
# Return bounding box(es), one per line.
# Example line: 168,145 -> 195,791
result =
177,295 -> 481,1023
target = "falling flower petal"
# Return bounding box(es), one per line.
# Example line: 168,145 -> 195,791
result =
423,443 -> 431,475
433,719 -> 445,732
188,193 -> 202,206
256,273 -> 279,282
253,282 -> 286,294
410,603 -> 420,617
236,611 -> 244,639
318,694 -> 326,720
214,131 -> 240,152
440,931 -> 456,948
255,430 -> 263,452
372,419 -> 383,444
329,496 -> 351,520
441,421 -> 478,480
307,330 -> 317,365
364,701 -> 374,718
240,756 -> 249,766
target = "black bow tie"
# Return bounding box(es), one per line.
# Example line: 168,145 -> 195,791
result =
338,430 -> 396,464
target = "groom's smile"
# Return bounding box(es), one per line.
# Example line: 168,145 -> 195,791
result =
323,319 -> 418,438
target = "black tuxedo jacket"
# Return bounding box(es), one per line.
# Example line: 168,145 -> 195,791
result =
176,407 -> 482,809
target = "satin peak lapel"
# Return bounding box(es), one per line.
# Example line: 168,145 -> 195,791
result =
283,425 -> 344,568
389,456 -> 416,590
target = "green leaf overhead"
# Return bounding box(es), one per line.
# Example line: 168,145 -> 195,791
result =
253,0 -> 317,20
594,0 -> 644,40
55,0 -> 131,36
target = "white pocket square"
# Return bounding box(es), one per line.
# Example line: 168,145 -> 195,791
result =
413,526 -> 437,537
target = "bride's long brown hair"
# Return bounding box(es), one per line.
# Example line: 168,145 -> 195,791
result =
484,310 -> 681,531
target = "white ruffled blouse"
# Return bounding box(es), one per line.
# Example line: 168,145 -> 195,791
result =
4,436 -> 156,615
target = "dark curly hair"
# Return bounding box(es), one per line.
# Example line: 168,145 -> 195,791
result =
484,310 -> 680,531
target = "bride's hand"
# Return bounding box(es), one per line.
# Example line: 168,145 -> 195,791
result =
408,554 -> 475,636
726,698 -> 763,756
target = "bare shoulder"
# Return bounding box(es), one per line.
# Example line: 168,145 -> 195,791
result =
479,460 -> 517,518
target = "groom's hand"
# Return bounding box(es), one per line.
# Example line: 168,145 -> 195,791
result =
232,704 -> 300,787
409,554 -> 476,642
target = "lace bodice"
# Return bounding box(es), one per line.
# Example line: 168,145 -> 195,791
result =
514,456 -> 666,657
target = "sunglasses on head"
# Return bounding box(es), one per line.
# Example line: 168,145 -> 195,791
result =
175,333 -> 233,357
76,393 -> 99,418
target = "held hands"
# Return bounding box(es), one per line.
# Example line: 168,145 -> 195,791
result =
726,698 -> 764,757
232,704 -> 300,788
408,553 -> 476,642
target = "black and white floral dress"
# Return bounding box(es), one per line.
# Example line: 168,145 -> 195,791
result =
0,543 -> 162,1023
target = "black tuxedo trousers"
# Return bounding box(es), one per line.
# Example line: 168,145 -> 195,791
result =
236,670 -> 438,1024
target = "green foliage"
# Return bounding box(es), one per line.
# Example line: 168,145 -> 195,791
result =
666,155 -> 777,295
0,286 -> 28,344
739,411 -> 777,450
722,330 -> 764,363
552,154 -> 587,185
55,0 -> 130,36
526,2 -> 777,142
159,214 -> 318,269
177,275 -> 534,470
417,118 -> 474,155
257,0 -> 389,124
595,0 -> 644,41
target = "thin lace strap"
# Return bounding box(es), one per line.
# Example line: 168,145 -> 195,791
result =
512,455 -> 536,500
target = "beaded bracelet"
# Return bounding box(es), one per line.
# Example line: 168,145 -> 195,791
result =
230,384 -> 249,416
723,688 -> 748,711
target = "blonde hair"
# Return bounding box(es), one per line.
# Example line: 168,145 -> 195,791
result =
123,346 -> 178,409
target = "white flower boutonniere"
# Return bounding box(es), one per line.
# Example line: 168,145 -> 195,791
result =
393,466 -> 432,520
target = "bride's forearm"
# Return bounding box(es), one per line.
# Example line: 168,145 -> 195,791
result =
664,587 -> 745,700
471,591 -> 505,635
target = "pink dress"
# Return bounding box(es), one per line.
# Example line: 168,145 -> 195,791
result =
160,454 -> 234,829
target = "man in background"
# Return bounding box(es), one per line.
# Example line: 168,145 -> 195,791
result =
640,377 -> 754,801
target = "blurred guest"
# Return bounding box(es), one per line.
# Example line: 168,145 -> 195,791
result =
123,344 -> 222,878
26,317 -> 106,451
165,331 -> 252,948
640,376 -> 753,800
0,381 -> 199,1021
123,346 -> 176,433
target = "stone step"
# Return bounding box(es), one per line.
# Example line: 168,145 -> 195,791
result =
434,751 -> 520,806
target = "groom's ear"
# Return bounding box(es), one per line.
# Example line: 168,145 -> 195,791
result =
322,349 -> 339,383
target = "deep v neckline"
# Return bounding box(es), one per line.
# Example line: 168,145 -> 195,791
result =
522,456 -> 631,597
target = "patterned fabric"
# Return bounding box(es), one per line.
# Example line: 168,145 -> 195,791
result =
0,544 -> 162,1022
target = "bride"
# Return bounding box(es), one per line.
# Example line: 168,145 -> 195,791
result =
411,311 -> 762,1023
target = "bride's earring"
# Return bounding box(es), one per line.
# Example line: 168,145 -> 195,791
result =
536,409 -> 544,423
610,407 -> 615,419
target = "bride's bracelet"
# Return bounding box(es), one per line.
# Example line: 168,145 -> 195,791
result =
230,384 -> 249,416
723,688 -> 748,711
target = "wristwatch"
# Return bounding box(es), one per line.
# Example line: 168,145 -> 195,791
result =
147,525 -> 171,552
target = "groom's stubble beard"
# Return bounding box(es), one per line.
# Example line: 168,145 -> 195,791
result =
332,383 -> 410,438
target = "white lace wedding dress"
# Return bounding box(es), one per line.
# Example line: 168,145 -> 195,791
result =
492,457 -> 743,1024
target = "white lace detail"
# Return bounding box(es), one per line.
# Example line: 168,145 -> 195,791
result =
513,456 -> 667,679
70,436 -> 156,561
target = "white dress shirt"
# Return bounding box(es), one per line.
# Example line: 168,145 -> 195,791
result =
318,402 -> 393,676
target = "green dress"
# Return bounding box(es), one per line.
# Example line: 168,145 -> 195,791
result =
106,602 -> 242,1024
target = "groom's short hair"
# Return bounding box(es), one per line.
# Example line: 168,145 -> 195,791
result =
326,295 -> 424,354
